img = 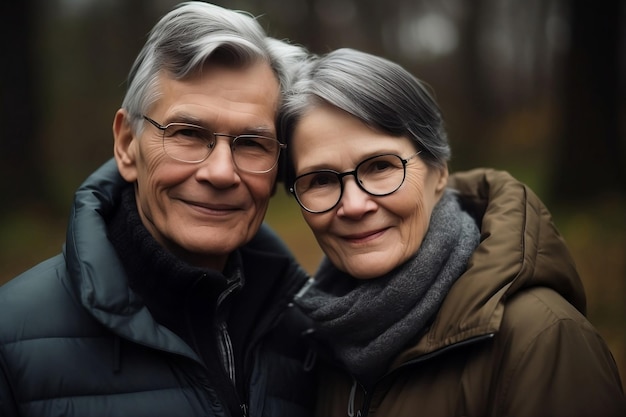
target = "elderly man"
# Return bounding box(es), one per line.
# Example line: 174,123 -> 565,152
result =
0,2 -> 314,416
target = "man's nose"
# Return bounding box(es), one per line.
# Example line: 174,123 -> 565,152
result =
194,138 -> 239,187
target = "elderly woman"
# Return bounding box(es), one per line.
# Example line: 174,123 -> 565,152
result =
279,48 -> 625,417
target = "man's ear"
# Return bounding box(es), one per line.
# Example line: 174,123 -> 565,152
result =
113,109 -> 138,182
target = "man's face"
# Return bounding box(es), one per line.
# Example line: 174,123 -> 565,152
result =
114,61 -> 280,270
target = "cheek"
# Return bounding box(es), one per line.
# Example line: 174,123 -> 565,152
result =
142,131 -> 215,182
393,173 -> 439,242
301,210 -> 327,235
245,174 -> 277,218
398,175 -> 429,215
247,172 -> 276,200
138,160 -> 179,194
140,141 -> 169,173
243,177 -> 276,240
301,211 -> 329,244
134,157 -> 189,218
301,211 -> 343,259
132,138 -> 169,184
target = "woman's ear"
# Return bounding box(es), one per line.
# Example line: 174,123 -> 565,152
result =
435,164 -> 449,196
113,109 -> 138,182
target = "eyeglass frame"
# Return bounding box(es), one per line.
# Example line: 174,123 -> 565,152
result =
289,151 -> 422,214
142,115 -> 286,174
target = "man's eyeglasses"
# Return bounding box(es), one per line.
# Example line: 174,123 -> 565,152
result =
143,115 -> 286,174
290,151 -> 422,213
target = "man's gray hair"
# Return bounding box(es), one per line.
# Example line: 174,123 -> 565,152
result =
279,48 -> 451,187
122,1 -> 304,134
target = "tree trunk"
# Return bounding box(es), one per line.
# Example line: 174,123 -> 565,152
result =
551,0 -> 625,203
0,0 -> 46,214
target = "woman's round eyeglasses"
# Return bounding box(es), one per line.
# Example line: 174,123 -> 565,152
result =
290,151 -> 422,213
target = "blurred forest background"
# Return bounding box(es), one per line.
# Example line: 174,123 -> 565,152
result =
1,0 -> 625,385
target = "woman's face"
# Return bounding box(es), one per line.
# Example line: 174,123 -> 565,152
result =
291,104 -> 448,279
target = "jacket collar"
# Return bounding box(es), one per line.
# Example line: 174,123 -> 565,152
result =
63,159 -> 200,359
63,159 -> 306,362
392,169 -> 585,366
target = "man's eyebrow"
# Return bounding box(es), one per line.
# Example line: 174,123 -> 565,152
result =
165,113 -> 276,137
165,113 -> 205,126
243,126 -> 276,137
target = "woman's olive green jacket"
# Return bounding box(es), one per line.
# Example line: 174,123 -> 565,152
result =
313,169 -> 625,417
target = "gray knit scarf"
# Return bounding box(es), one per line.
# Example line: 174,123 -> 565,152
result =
295,190 -> 480,383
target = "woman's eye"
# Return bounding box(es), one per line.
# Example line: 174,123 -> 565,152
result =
308,172 -> 338,189
372,161 -> 393,171
362,160 -> 393,175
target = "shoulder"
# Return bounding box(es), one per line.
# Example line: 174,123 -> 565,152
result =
502,286 -> 586,333
0,255 -> 95,345
0,254 -> 68,312
498,287 -> 611,365
492,287 -> 625,416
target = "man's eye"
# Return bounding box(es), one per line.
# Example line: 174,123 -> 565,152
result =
237,137 -> 265,149
173,127 -> 205,140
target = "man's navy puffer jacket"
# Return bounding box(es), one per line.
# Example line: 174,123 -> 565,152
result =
0,159 -> 316,417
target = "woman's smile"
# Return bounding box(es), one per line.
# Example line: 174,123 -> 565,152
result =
340,228 -> 388,244
292,103 -> 448,279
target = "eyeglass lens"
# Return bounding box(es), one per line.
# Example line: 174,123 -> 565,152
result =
161,123 -> 281,173
293,154 -> 407,213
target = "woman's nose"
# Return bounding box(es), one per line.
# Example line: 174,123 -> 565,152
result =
337,177 -> 377,218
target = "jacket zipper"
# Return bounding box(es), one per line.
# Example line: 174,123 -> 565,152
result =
217,321 -> 236,384
215,273 -> 247,415
348,377 -> 365,417
352,333 -> 496,417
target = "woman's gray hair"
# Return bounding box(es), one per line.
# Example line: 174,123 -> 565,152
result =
122,1 -> 304,135
279,48 -> 451,188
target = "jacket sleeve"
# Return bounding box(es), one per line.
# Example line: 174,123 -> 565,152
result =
494,289 -> 626,417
